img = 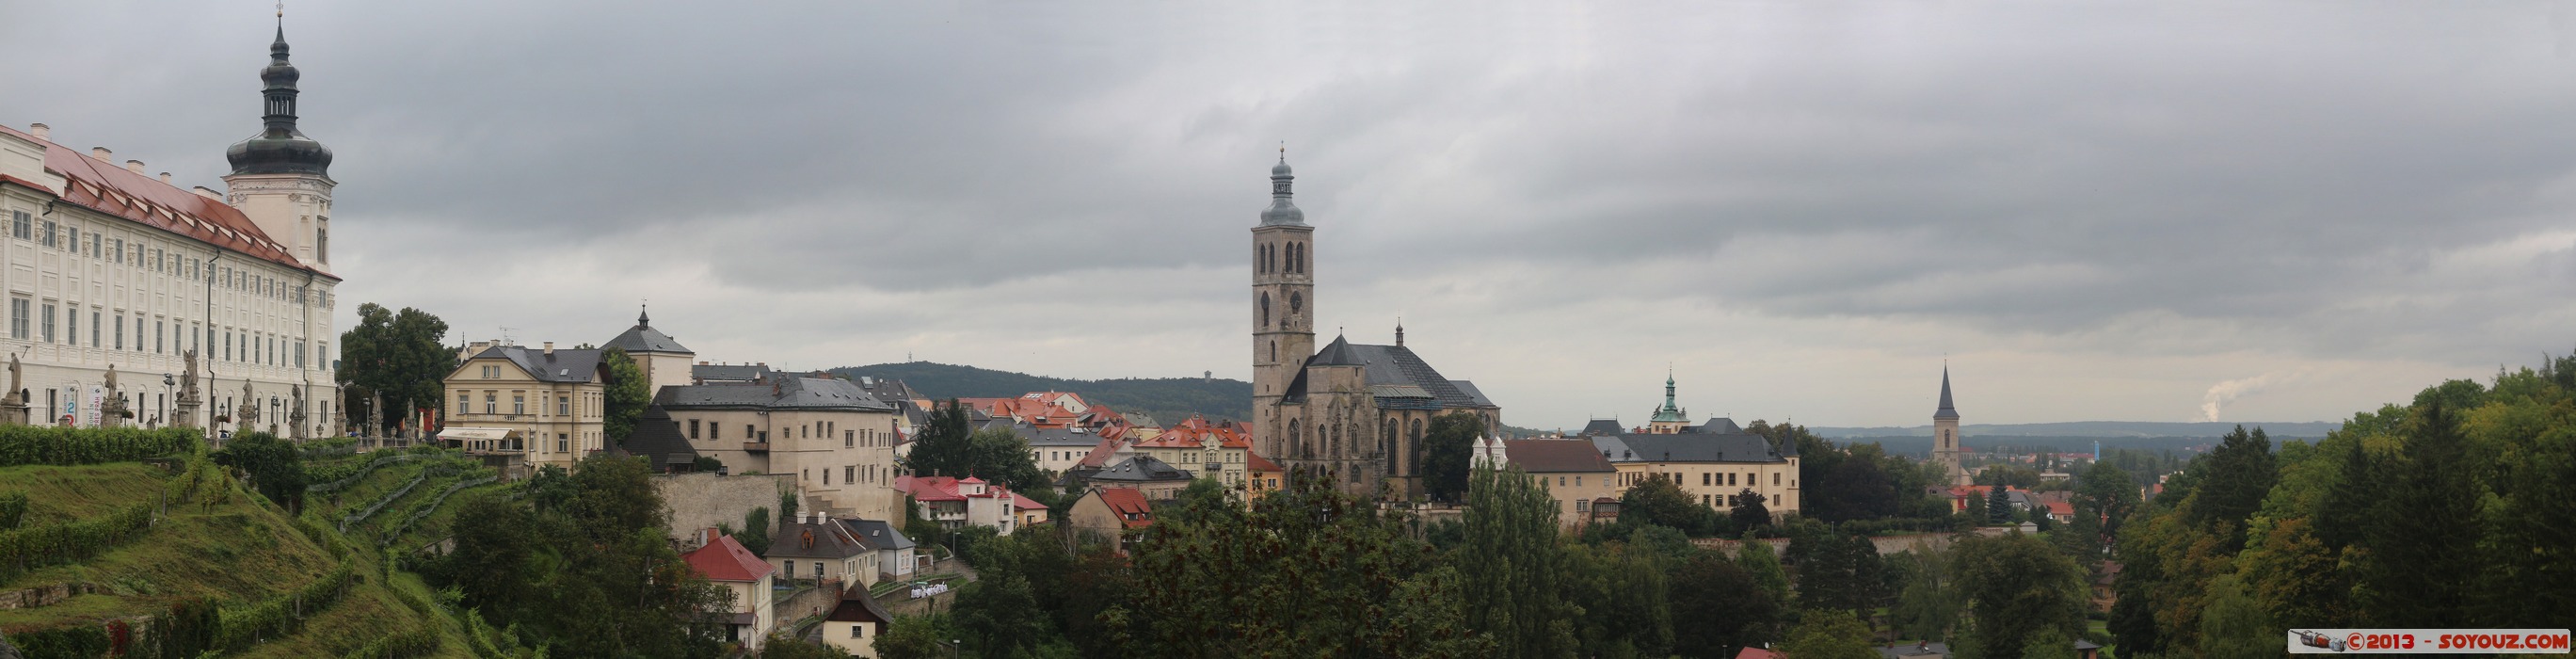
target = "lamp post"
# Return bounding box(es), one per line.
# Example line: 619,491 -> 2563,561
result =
949,639 -> 961,659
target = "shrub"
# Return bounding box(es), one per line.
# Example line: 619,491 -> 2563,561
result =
0,426 -> 202,466
0,502 -> 154,581
213,559 -> 359,650
340,623 -> 441,658
0,490 -> 25,529
4,624 -> 111,658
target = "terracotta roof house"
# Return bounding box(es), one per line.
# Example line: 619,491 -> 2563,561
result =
896,475 -> 1032,536
680,531 -> 776,649
1068,488 -> 1157,554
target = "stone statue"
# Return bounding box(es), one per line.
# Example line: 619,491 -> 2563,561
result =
0,353 -> 23,426
288,378 -> 309,440
368,389 -> 384,440
236,379 -> 260,428
173,349 -> 202,429
100,364 -> 127,427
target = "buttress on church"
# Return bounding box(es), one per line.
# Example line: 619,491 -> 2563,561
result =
1247,157 -> 1500,498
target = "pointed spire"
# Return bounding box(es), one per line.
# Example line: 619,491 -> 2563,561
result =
1934,364 -> 1960,420
1395,317 -> 1404,347
638,304 -> 651,328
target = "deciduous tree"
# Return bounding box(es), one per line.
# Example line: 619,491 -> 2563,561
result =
1460,464 -> 1579,659
600,347 -> 648,442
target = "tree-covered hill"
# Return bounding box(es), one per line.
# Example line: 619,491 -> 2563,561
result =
830,362 -> 1252,425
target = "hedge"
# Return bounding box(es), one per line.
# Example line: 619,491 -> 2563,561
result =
0,490 -> 25,530
0,502 -> 153,581
339,462 -> 453,533
3,624 -> 110,658
380,474 -> 498,545
0,426 -> 201,466
307,452 -> 430,495
213,559 -> 358,651
339,623 -> 442,659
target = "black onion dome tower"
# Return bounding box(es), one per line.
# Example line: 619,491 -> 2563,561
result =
226,24 -> 333,177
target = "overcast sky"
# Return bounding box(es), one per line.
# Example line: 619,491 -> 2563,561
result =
11,1 -> 2576,429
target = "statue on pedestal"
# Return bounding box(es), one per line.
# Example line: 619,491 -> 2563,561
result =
174,349 -> 201,429
235,379 -> 260,433
0,353 -> 25,426
368,389 -> 385,441
289,378 -> 309,441
100,364 -> 128,428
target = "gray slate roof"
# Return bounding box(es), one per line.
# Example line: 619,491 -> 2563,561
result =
766,520 -> 872,560
1687,417 -> 1743,434
1591,431 -> 1787,464
1085,455 -> 1195,483
656,377 -> 897,412
838,518 -> 914,551
467,345 -> 604,383
622,406 -> 701,472
603,311 -> 692,355
1579,419 -> 1626,436
1012,423 -> 1106,447
692,363 -> 773,383
1284,342 -> 1497,411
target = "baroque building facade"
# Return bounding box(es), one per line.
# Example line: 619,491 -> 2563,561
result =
1248,156 -> 1499,498
0,25 -> 341,436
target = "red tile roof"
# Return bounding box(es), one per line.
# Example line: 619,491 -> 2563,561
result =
1012,492 -> 1048,511
1735,648 -> 1782,659
1096,488 -> 1154,529
681,532 -> 774,583
1244,451 -> 1282,473
0,124 -> 326,277
1503,439 -> 1616,473
1076,438 -> 1123,468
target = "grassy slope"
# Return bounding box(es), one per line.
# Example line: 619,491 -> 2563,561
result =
0,458 -> 474,656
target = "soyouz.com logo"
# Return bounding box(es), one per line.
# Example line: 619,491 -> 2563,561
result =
2288,629 -> 2571,653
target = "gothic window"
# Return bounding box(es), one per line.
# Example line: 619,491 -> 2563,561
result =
1289,292 -> 1303,314
1288,419 -> 1304,458
1384,435 -> 1398,474
1329,424 -> 1340,457
1270,341 -> 1276,362
1259,293 -> 1271,328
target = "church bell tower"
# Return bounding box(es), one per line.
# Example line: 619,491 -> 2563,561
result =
1932,366 -> 1970,486
1252,152 -> 1315,458
222,20 -> 336,270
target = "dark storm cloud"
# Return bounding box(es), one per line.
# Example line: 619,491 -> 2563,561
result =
8,0 -> 2573,426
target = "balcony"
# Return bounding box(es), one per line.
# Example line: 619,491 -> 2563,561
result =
742,442 -> 770,453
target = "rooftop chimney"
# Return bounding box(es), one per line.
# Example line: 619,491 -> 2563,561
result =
90,147 -> 112,162
192,185 -> 222,201
124,160 -> 145,174
798,511 -> 810,524
158,172 -> 172,184
543,341 -> 554,356
27,123 -> 48,140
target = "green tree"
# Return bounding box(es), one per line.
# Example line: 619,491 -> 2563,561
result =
1730,487 -> 1771,532
1891,545 -> 1963,642
1778,608 -> 1879,659
1126,469 -> 1495,658
1986,484 -> 2011,524
2352,400 -> 2480,627
601,346 -> 649,442
1565,540 -> 1672,658
1419,412 -> 1486,502
734,506 -> 772,556
209,431 -> 305,508
2181,425 -> 2276,553
965,426 -> 1050,493
1670,552 -> 1778,658
1953,532 -> 2085,659
1619,475 -> 1717,536
335,303 -> 452,434
876,615 -> 952,659
2067,460 -> 2137,558
1736,531 -> 1791,608
2019,625 -> 2078,659
1962,490 -> 1989,525
905,400 -> 977,478
2196,573 -> 2275,659
1460,464 -> 1579,659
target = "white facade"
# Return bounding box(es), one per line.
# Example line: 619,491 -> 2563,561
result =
0,126 -> 338,435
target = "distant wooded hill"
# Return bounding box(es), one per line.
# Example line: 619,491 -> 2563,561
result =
829,362 -> 1252,426
1811,420 -> 2340,439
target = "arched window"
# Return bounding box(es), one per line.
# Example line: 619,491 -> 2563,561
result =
1384,435 -> 1399,474
1289,292 -> 1303,313
1259,293 -> 1272,328
1288,418 -> 1304,458
1269,341 -> 1277,362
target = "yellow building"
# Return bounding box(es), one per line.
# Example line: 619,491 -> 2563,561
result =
1584,378 -> 1801,521
1498,439 -> 1621,529
441,343 -> 606,471
659,367 -> 903,522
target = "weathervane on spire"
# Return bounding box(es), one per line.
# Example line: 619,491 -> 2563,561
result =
1279,141 -> 1287,162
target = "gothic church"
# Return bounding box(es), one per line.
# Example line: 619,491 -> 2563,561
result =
1249,156 -> 1500,498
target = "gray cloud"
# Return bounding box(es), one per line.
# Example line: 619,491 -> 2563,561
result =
11,0 -> 2574,428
